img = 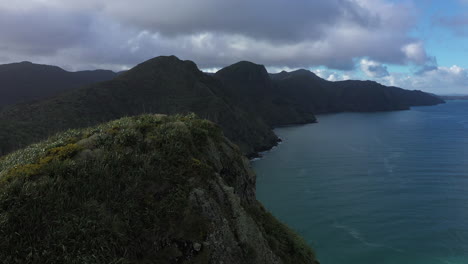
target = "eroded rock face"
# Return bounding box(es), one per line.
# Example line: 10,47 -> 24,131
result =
189,178 -> 282,264
0,114 -> 318,264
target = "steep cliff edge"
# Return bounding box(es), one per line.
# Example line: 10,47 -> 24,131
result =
0,114 -> 318,264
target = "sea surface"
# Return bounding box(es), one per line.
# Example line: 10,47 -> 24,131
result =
252,100 -> 468,264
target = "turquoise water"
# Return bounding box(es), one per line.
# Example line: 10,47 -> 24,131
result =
252,100 -> 468,264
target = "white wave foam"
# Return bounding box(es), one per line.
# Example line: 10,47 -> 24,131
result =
332,223 -> 404,252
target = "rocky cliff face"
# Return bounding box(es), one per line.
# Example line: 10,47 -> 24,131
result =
0,114 -> 318,264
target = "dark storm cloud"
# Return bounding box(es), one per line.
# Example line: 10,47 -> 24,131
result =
0,6 -> 92,56
105,0 -> 379,43
0,0 -> 432,71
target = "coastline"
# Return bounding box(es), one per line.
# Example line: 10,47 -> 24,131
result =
247,100 -> 445,160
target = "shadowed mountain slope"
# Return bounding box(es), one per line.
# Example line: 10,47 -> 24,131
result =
0,56 -> 277,157
214,61 -> 317,127
270,69 -> 444,113
0,61 -> 117,108
0,56 -> 444,158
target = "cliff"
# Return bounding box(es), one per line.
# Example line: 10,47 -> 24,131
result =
0,114 -> 318,263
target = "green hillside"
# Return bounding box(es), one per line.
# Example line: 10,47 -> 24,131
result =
0,56 -> 444,159
0,56 -> 278,157
0,114 -> 318,264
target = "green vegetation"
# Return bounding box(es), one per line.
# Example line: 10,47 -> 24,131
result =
0,56 -> 278,157
0,114 -> 318,263
0,56 -> 444,158
245,203 -> 317,264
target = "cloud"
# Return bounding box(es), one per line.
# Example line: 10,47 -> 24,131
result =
0,6 -> 93,56
379,65 -> 468,94
5,1 -> 464,94
402,42 -> 432,65
360,59 -> 389,78
312,60 -> 468,94
434,14 -> 468,36
4,0 -> 377,42
314,69 -> 354,81
0,0 -> 431,71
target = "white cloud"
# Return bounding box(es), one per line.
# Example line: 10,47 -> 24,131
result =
311,60 -> 468,94
360,59 -> 389,78
342,74 -> 352,81
266,66 -> 301,73
313,68 -> 355,81
201,67 -> 220,73
378,65 -> 468,94
402,42 -> 431,65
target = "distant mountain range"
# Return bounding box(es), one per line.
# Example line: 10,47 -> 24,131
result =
0,61 -> 117,108
0,56 -> 444,157
270,69 -> 444,113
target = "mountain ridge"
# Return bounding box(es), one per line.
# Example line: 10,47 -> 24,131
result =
270,69 -> 444,114
0,61 -> 117,108
0,56 -> 444,158
0,56 -> 279,157
214,61 -> 317,127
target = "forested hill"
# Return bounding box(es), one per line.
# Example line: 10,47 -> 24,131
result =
0,56 -> 279,157
270,69 -> 444,114
0,56 -> 444,157
0,61 -> 117,108
0,114 -> 319,263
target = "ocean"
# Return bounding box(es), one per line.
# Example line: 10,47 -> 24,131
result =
252,100 -> 468,263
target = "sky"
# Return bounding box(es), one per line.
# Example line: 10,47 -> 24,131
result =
1,0 -> 468,94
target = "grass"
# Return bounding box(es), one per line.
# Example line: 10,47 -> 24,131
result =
0,113 -> 318,263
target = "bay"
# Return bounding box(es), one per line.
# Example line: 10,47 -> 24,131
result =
253,100 -> 468,263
